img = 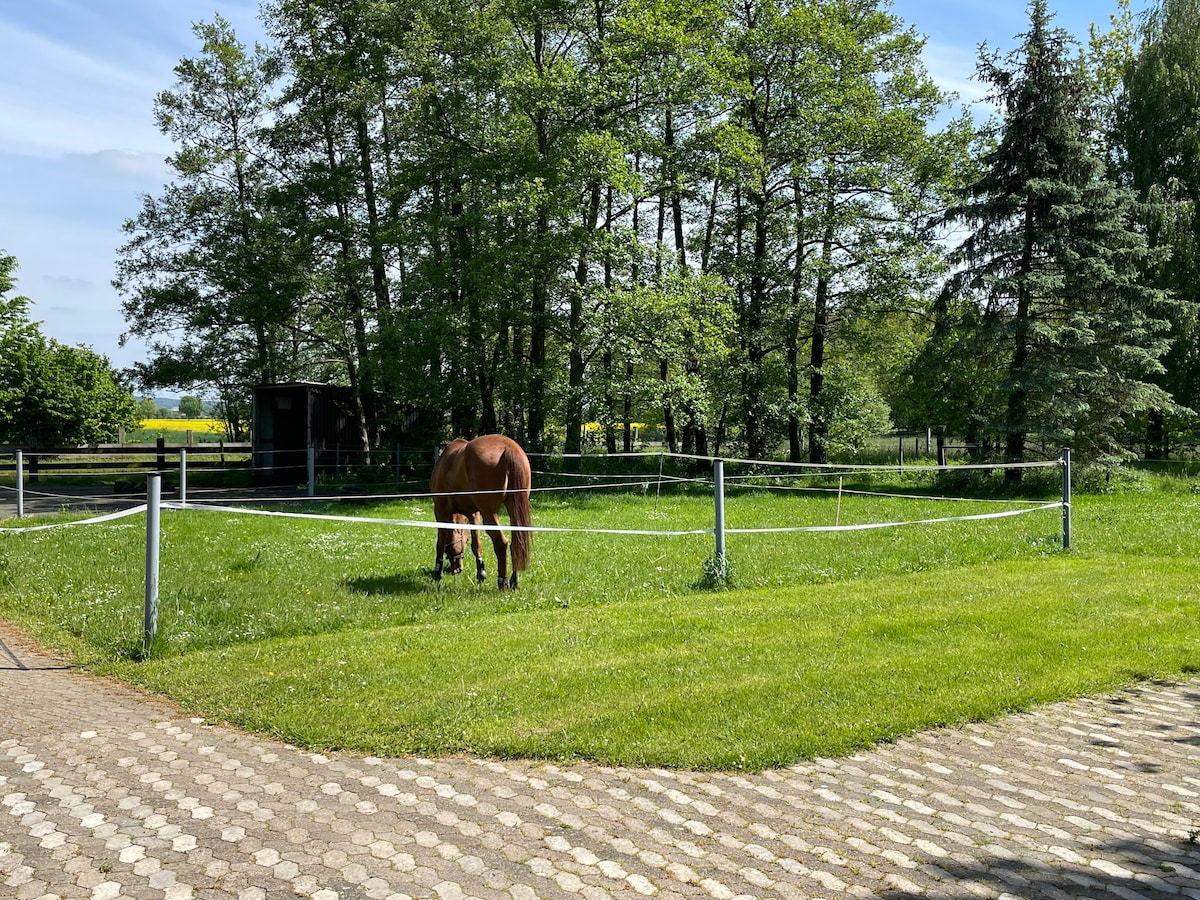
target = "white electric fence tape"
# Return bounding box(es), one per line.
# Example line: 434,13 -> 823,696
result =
149,498 -> 1061,537
665,451 -> 1064,472
0,505 -> 148,533
725,502 -> 1064,534
159,502 -> 713,536
1,454 -> 1065,538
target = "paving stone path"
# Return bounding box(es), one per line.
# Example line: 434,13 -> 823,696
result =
3,623 -> 1200,899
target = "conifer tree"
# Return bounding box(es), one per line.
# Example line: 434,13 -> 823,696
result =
945,0 -> 1172,478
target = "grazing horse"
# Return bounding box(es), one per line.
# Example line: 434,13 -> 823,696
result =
429,434 -> 532,589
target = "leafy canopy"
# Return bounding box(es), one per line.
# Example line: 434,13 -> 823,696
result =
0,253 -> 138,447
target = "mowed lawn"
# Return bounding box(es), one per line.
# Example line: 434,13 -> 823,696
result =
0,476 -> 1197,769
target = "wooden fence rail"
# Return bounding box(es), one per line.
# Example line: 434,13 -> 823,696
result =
0,442 -> 252,478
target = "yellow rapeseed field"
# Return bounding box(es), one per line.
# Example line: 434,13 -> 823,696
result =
138,418 -> 225,434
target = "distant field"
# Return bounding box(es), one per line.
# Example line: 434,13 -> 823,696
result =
137,418 -> 225,434
127,419 -> 229,443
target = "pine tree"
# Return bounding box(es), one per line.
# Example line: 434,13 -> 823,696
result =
945,0 -> 1172,479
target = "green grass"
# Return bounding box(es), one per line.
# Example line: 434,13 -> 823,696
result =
1,477 -> 1198,769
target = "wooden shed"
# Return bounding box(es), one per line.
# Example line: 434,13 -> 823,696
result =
251,383 -> 361,484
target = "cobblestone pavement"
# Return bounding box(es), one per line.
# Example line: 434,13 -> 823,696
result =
3,623 -> 1200,900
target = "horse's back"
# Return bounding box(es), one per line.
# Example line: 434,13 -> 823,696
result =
430,438 -> 469,492
464,434 -> 528,475
434,434 -> 530,500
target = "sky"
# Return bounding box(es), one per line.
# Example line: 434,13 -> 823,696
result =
0,0 -> 1148,376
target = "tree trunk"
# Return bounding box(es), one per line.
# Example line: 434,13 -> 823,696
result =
525,23 -> 550,453
787,178 -> 807,463
1005,205 -> 1038,483
744,190 -> 770,460
565,182 -> 603,458
807,217 -> 836,465
354,108 -> 390,314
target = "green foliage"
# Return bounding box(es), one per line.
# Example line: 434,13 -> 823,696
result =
114,16 -> 303,433
0,254 -> 137,447
1112,0 -> 1200,451
112,0 -> 1196,473
941,0 -> 1173,473
178,396 -> 204,418
115,0 -> 968,460
812,359 -> 893,457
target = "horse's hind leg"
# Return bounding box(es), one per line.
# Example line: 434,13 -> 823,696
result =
471,513 -> 487,583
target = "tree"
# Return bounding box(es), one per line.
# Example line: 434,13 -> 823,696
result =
115,0 -> 974,463
135,397 -> 158,419
944,0 -> 1172,478
1116,0 -> 1200,454
0,254 -> 138,447
178,396 -> 204,418
705,0 -> 955,461
115,18 -> 307,430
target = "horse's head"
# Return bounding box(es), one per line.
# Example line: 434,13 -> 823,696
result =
446,513 -> 470,574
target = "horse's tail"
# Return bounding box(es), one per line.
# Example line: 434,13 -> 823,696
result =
505,448 -> 533,573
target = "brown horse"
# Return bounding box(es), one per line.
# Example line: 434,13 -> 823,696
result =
429,434 -> 532,589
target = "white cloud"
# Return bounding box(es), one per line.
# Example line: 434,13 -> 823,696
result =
919,39 -> 987,106
70,150 -> 173,180
42,275 -> 95,292
0,20 -> 173,157
1,2 -> 257,372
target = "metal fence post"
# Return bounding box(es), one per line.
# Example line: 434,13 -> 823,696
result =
1061,448 -> 1072,550
713,458 -> 726,577
144,473 -> 161,652
308,446 -> 316,498
15,449 -> 23,518
179,448 -> 187,506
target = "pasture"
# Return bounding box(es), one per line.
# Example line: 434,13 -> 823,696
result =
0,470 -> 1198,769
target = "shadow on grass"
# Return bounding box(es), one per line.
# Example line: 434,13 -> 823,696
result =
875,836 -> 1200,898
346,572 -> 437,595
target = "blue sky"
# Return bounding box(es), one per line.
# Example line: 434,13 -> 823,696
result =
0,0 -> 1145,374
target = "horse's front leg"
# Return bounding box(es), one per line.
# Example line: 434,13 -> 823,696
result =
470,513 -> 487,583
432,527 -> 448,582
481,512 -> 510,588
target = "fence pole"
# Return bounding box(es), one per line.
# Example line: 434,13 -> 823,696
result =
144,473 -> 161,652
307,446 -> 316,498
15,450 -> 23,518
179,448 -> 187,506
713,458 -> 726,577
1061,447 -> 1072,550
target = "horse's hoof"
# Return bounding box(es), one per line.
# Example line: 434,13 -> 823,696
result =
508,574 -> 519,590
